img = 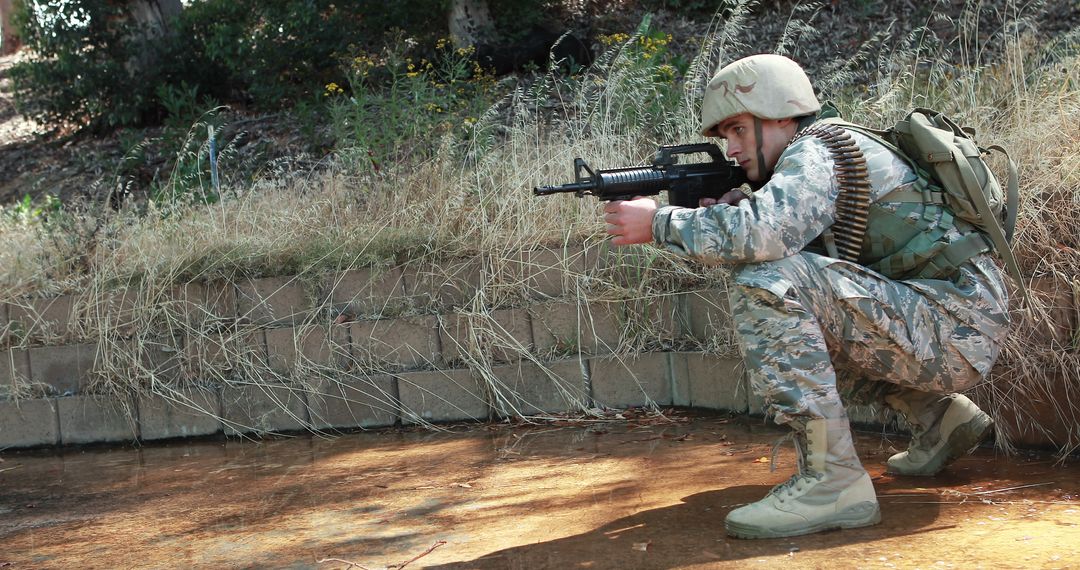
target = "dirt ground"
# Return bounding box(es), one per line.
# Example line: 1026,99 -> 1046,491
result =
1,411 -> 1078,569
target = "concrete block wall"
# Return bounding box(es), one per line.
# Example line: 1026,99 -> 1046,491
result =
3,246 -> 1074,451
0,351 -> 745,449
0,242 -> 754,449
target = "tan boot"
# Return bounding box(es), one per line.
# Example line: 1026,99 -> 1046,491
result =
884,391 -> 993,476
725,418 -> 881,539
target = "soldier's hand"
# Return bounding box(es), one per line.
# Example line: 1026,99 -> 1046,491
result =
603,197 -> 657,246
700,188 -> 751,207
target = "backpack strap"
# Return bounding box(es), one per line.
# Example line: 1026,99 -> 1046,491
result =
988,143 -> 1020,242
912,233 -> 993,281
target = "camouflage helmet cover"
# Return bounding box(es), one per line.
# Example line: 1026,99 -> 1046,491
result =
700,54 -> 821,136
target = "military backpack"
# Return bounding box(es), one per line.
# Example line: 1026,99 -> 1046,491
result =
818,107 -> 1025,296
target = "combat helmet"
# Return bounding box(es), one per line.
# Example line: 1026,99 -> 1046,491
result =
700,54 -> 820,137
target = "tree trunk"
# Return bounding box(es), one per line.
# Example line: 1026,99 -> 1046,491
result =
448,0 -> 496,47
1,0 -> 21,55
125,0 -> 183,39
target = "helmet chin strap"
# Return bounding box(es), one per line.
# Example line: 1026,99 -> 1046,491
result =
753,116 -> 769,180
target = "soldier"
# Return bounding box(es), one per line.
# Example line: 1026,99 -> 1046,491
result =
603,54 -> 1009,538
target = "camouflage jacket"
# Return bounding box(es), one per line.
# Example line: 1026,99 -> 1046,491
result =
651,130 -> 1011,376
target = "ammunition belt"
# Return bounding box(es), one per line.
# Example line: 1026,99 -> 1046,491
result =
793,123 -> 872,263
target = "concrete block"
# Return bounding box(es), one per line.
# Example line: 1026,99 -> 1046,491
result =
400,259 -> 484,310
8,295 -> 76,343
440,309 -> 532,364
598,244 -> 657,287
0,398 -> 59,448
265,326 -> 304,373
205,281 -> 238,322
579,240 -> 605,274
438,313 -> 473,364
308,373 -> 398,430
58,395 -> 138,445
487,308 -> 534,363
262,326 -> 343,373
160,281 -> 237,332
521,246 -> 586,299
971,372 -> 1080,450
138,387 -> 222,440
530,301 -> 623,357
583,302 -> 624,353
1028,277 -> 1077,345
0,302 -> 10,346
184,330 -> 266,382
488,359 -> 587,417
236,276 -> 313,326
85,287 -> 140,338
169,281 -> 235,330
590,352 -> 672,409
626,293 -> 680,344
397,368 -> 488,424
584,240 -> 612,275
670,352 -> 746,412
29,343 -> 98,395
680,288 -> 733,342
140,338 -> 185,383
95,338 -> 184,388
486,246 -> 582,302
221,383 -> 309,436
0,349 -> 31,398
324,267 -> 407,318
351,316 -> 440,370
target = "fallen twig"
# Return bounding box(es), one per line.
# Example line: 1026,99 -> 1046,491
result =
966,482 -> 1056,495
392,540 -> 448,569
315,556 -> 374,570
939,482 -> 1057,501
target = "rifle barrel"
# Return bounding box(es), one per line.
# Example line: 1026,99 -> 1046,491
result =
533,182 -> 595,196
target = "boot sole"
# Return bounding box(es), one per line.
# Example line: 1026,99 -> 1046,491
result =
887,413 -> 994,477
725,502 -> 882,539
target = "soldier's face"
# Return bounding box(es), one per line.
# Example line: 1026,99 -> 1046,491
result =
714,114 -> 796,181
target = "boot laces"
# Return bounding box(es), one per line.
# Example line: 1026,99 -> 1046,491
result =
767,431 -> 823,502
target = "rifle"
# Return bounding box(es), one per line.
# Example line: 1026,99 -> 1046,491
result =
533,143 -> 750,207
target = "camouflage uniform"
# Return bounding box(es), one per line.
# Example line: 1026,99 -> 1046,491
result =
651,129 -> 1011,426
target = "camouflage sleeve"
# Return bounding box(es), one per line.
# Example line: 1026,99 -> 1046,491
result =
651,136 -> 840,263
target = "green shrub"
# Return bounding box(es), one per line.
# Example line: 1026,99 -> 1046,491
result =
327,33 -> 504,167
10,0 -> 453,131
9,0 -> 154,130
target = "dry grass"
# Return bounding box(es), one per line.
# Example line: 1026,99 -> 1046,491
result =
1,2 -> 1078,454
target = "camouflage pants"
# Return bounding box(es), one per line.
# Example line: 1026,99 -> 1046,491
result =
729,252 -> 986,426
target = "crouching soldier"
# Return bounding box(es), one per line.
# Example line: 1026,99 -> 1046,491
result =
603,54 -> 1009,538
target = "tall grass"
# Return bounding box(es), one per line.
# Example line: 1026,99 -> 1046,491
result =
1,1 -> 1078,452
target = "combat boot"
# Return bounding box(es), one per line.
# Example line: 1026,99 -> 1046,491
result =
725,418 -> 881,539
884,391 -> 994,476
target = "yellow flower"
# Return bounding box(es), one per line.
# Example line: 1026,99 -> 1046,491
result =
599,33 -> 630,46
655,64 -> 676,82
